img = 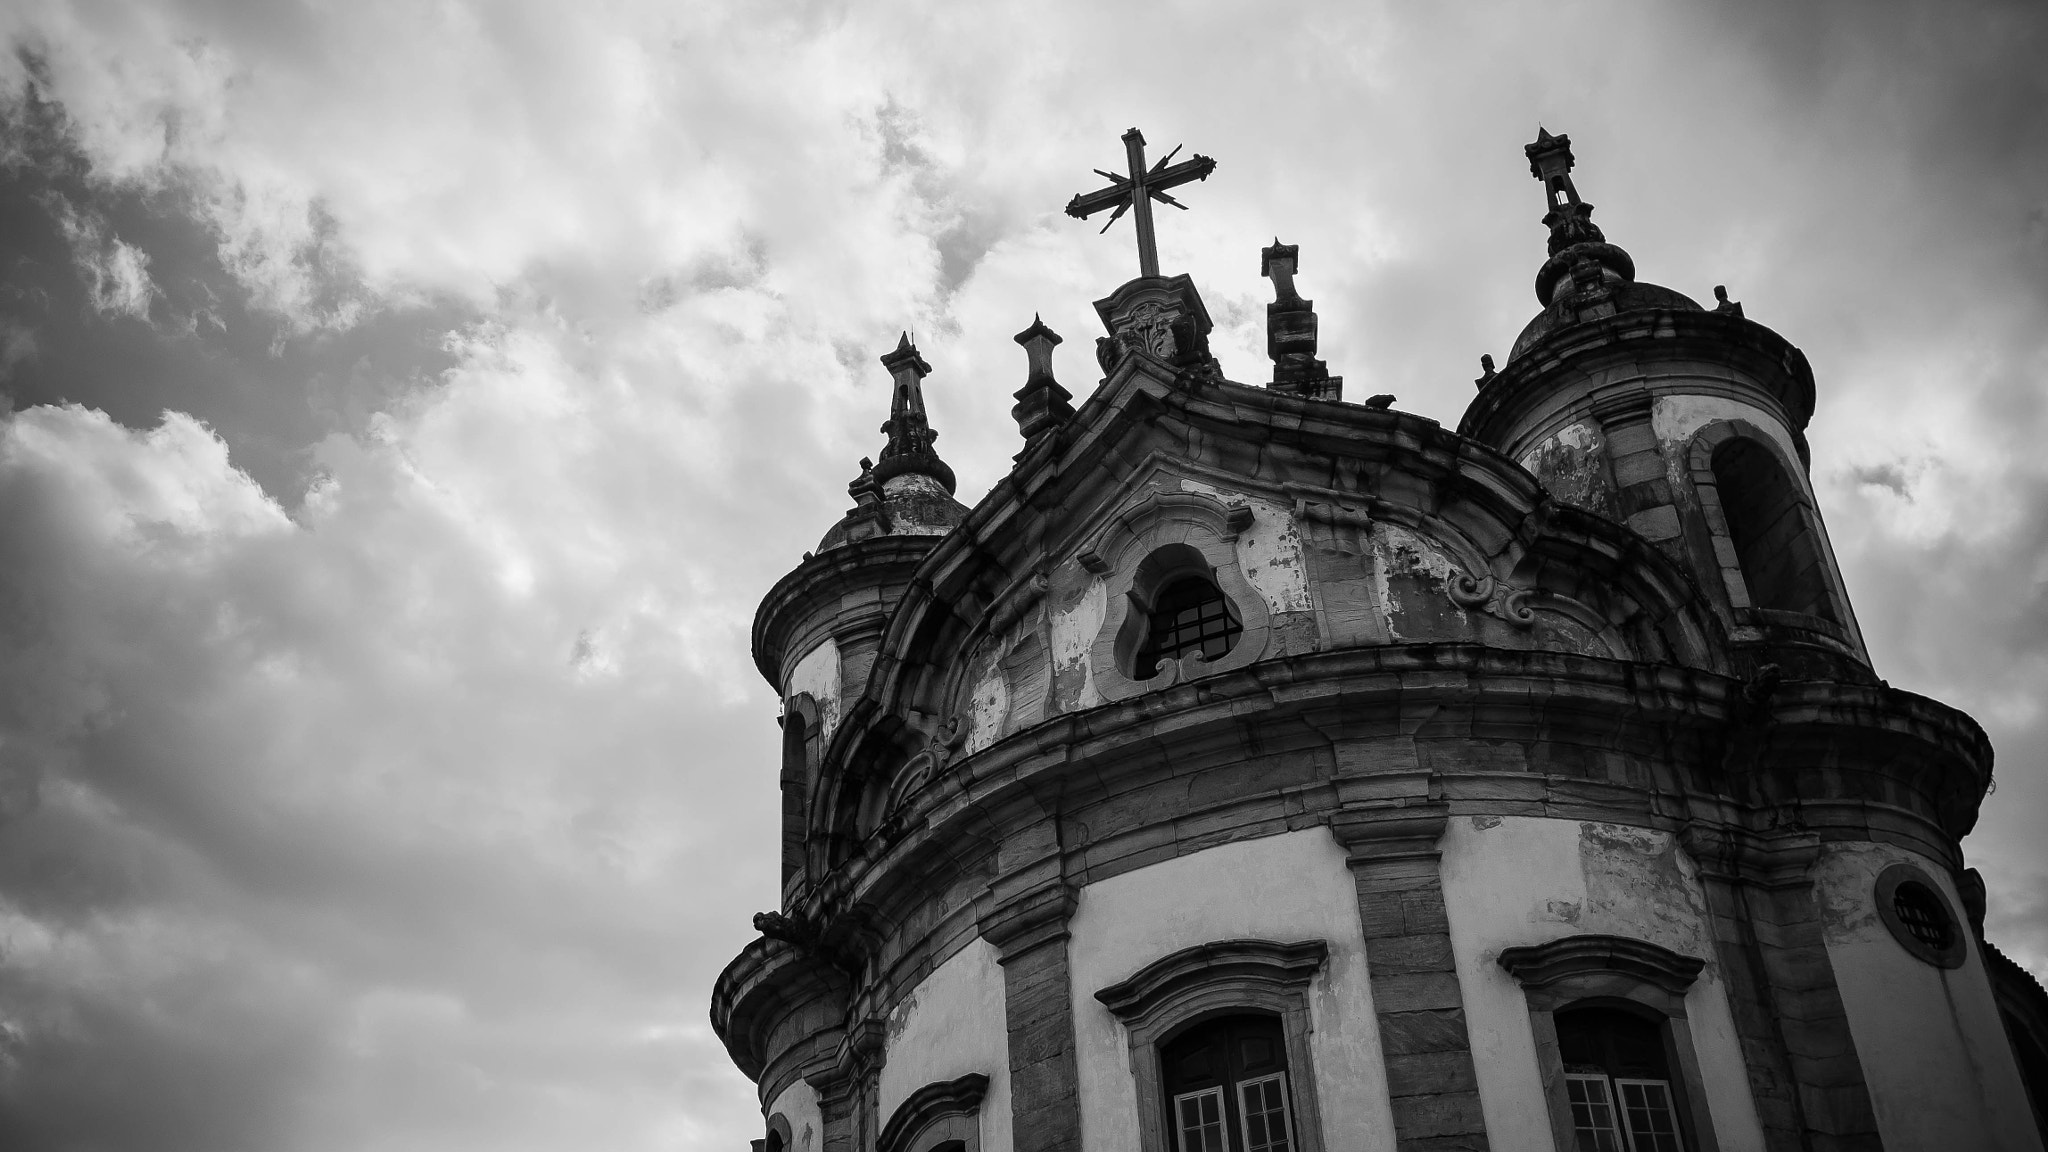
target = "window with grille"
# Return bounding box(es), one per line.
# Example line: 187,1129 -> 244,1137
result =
1891,881 -> 1955,951
1135,576 -> 1242,678
1557,1007 -> 1687,1152
1162,1015 -> 1295,1152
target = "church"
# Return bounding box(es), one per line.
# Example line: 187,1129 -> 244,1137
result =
710,127 -> 2048,1152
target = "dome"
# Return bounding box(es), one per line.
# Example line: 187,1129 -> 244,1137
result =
816,471 -> 968,552
1507,279 -> 1703,363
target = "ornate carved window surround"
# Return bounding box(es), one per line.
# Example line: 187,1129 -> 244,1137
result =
1094,938 -> 1329,1152
877,1072 -> 989,1152
1080,487 -> 1273,702
1497,933 -> 1720,1152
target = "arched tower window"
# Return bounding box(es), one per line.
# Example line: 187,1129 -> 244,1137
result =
778,707 -> 811,884
1162,1013 -> 1297,1152
1555,1006 -> 1685,1152
1710,438 -> 1836,621
1136,576 -> 1244,678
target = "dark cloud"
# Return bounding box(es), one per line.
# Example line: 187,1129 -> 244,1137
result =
0,3 -> 2043,1151
0,74 -> 471,499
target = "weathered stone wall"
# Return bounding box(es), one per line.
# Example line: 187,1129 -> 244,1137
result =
766,1077 -> 823,1152
1439,815 -> 1768,1150
1065,828 -> 1396,1150
876,937 -> 1011,1152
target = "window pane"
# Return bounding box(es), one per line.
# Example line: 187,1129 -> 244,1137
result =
1615,1079 -> 1683,1152
1237,1073 -> 1293,1152
1174,1087 -> 1228,1152
1566,1074 -> 1626,1152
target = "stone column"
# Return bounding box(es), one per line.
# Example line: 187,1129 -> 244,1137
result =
980,820 -> 1083,1152
1333,805 -> 1491,1152
1683,826 -> 1883,1151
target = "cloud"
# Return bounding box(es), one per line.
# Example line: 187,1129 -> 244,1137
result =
48,195 -> 155,320
0,2 -> 2042,1150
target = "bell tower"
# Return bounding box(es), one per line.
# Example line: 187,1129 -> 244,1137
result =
1461,129 -> 1867,682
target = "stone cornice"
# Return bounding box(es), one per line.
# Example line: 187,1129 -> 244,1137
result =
1095,938 -> 1329,1021
708,935 -> 850,1088
1496,933 -> 1707,997
1459,307 -> 1818,449
752,534 -> 942,687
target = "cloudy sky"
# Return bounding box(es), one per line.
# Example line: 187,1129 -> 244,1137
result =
0,2 -> 2043,1149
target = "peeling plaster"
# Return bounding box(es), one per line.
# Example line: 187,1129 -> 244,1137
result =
786,637 -> 841,742
1050,577 -> 1106,711
1651,395 -> 1803,478
1177,479 -> 1313,613
1520,420 -> 1614,517
1370,522 -> 1467,640
963,663 -> 1008,755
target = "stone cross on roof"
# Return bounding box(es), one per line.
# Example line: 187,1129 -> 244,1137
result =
1065,128 -> 1216,280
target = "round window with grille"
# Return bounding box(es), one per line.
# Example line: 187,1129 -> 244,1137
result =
1873,863 -> 1967,968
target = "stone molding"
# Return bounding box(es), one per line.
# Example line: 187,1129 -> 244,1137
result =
978,881 -> 1077,963
877,1072 -> 989,1152
1094,938 -> 1329,1019
1496,933 -> 1707,1001
1094,939 -> 1330,1152
1495,932 -> 1721,1152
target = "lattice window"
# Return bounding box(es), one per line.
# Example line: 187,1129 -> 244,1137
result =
1173,1087 -> 1228,1152
1892,881 -> 1955,951
1565,1073 -> 1625,1152
1614,1080 -> 1683,1152
1136,576 -> 1241,677
1236,1073 -> 1294,1152
1161,1015 -> 1296,1152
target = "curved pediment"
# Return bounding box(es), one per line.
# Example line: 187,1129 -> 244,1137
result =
794,362 -> 1730,869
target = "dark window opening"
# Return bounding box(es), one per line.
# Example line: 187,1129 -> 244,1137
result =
1892,882 -> 1956,952
1711,438 -> 1836,621
1162,1014 -> 1295,1152
1136,576 -> 1242,679
779,712 -> 809,882
1556,1007 -> 1685,1152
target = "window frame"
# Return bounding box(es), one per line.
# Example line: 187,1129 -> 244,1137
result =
1496,933 -> 1720,1152
1094,939 -> 1329,1152
1873,862 -> 1968,969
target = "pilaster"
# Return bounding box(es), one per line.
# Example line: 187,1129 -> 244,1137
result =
1682,825 -> 1883,1151
1332,804 -> 1490,1152
980,864 -> 1082,1152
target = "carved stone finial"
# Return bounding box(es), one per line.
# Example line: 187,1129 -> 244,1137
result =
1524,128 -> 1635,305
1476,353 -> 1497,390
1011,314 -> 1074,454
1714,284 -> 1744,317
1091,272 -> 1221,384
1261,239 -> 1341,402
873,333 -> 956,493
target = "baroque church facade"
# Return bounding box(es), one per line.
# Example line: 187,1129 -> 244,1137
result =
710,128 -> 2048,1152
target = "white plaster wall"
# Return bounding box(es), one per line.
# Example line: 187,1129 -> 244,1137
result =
1066,828 -> 1395,1151
1439,815 -> 1768,1152
1814,843 -> 2044,1152
766,1077 -> 823,1152
786,637 -> 841,742
879,937 -> 1014,1152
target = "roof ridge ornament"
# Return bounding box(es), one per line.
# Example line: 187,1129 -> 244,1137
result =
1065,127 -> 1216,280
873,332 -> 956,494
1261,239 -> 1341,401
